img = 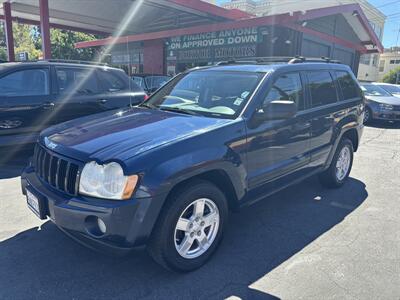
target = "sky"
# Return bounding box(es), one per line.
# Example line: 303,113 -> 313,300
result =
216,0 -> 400,48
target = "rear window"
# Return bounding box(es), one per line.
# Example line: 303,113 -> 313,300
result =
306,71 -> 338,108
336,71 -> 360,100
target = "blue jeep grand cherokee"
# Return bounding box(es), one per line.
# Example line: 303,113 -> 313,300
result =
21,58 -> 364,272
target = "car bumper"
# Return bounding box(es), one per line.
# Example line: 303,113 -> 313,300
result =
21,166 -> 166,256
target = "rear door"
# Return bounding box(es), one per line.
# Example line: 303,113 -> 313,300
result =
53,66 -> 103,123
0,67 -> 52,139
304,70 -> 339,166
97,69 -> 145,107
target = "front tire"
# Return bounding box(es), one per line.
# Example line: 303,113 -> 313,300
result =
363,106 -> 373,124
147,180 -> 228,272
319,138 -> 354,188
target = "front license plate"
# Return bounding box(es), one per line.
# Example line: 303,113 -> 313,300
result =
26,189 -> 45,219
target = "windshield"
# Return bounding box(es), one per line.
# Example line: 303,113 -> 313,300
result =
376,84 -> 400,95
360,84 -> 391,97
144,70 -> 263,119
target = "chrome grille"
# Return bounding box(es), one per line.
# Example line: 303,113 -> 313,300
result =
34,144 -> 80,196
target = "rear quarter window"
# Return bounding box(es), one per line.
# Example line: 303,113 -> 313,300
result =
335,71 -> 360,100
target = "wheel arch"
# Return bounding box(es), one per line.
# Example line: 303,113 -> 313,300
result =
164,169 -> 241,212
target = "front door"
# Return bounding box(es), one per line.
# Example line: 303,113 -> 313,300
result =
246,71 -> 312,190
0,67 -> 52,141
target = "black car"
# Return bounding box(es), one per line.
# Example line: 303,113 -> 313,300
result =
132,74 -> 170,94
0,60 -> 146,147
21,58 -> 364,272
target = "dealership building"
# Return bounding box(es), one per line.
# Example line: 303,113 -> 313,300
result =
1,0 -> 383,77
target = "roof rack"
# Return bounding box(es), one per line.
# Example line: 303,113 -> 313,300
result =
216,56 -> 341,66
25,59 -> 108,66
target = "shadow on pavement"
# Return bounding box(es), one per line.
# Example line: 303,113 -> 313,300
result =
0,177 -> 367,299
365,120 -> 400,129
0,146 -> 34,179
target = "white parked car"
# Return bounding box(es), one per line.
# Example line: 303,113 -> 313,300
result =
372,82 -> 400,98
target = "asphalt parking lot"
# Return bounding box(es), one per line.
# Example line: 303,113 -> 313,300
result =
0,123 -> 399,300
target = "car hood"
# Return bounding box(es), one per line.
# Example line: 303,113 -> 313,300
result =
42,107 -> 231,162
365,95 -> 400,105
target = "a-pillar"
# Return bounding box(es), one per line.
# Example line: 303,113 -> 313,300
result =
3,1 -> 15,62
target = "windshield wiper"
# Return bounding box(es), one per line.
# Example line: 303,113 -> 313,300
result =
159,106 -> 200,116
139,103 -> 156,109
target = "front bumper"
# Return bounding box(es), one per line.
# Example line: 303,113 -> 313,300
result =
21,166 -> 166,255
372,108 -> 400,121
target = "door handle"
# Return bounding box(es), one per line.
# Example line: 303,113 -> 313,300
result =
98,99 -> 108,104
42,102 -> 55,109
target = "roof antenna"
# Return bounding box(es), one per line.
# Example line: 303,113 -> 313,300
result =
126,36 -> 132,108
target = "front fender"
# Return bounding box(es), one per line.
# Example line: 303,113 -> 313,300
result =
135,145 -> 247,200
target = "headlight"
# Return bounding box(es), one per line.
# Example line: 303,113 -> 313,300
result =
379,103 -> 393,111
79,161 -> 138,200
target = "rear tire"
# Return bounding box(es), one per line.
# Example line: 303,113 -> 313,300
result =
319,138 -> 354,188
147,180 -> 228,272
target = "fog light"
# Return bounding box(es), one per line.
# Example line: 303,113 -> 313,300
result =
97,218 -> 107,234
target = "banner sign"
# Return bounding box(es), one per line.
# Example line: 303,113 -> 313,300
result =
167,27 -> 260,51
167,45 -> 257,63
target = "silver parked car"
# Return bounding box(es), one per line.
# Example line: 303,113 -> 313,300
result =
361,83 -> 400,123
372,82 -> 400,99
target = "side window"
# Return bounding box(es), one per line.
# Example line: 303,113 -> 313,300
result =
56,67 -> 100,95
306,71 -> 337,108
0,69 -> 49,96
335,71 -> 360,100
97,70 -> 127,92
264,72 -> 304,110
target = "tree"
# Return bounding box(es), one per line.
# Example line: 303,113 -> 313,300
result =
0,48 -> 7,61
0,22 -> 102,61
0,23 -> 9,61
13,23 -> 41,60
49,29 -> 100,61
382,66 -> 400,84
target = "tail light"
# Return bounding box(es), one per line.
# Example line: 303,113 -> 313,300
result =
144,94 -> 150,101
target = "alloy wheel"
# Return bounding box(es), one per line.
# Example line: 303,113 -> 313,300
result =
336,146 -> 351,181
174,198 -> 220,259
0,119 -> 22,129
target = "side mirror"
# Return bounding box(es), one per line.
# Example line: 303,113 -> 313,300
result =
254,100 -> 297,122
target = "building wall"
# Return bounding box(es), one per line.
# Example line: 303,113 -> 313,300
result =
378,49 -> 400,81
221,0 -> 386,81
143,39 -> 164,74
